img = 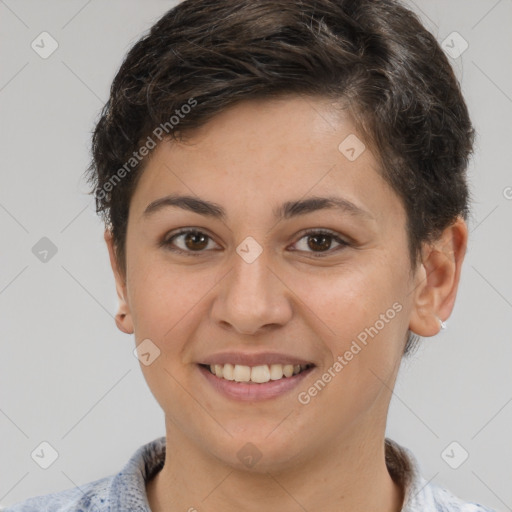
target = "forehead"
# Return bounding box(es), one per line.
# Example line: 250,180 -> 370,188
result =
129,96 -> 403,227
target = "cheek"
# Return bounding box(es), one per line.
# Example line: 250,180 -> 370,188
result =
289,262 -> 401,343
127,255 -> 217,344
128,261 -> 212,427
291,262 -> 406,399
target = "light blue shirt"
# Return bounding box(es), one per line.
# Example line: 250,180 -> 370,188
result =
1,436 -> 496,511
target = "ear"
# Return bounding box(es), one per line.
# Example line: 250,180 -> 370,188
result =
104,229 -> 134,335
408,216 -> 468,337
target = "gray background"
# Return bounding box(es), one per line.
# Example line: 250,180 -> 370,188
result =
0,0 -> 511,509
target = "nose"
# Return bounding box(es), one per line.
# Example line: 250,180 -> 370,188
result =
211,247 -> 293,336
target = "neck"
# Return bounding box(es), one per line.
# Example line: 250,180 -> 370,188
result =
146,420 -> 404,512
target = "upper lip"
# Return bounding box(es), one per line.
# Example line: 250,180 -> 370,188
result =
199,352 -> 315,367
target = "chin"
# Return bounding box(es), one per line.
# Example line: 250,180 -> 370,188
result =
204,424 -> 311,473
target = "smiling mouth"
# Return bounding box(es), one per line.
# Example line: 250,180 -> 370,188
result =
200,363 -> 314,384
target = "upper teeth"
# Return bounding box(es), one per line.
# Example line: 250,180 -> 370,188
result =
208,363 -> 309,383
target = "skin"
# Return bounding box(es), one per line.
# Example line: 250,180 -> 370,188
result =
105,95 -> 468,512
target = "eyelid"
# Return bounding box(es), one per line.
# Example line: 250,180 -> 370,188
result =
161,227 -> 220,255
161,227 -> 351,257
289,228 -> 350,256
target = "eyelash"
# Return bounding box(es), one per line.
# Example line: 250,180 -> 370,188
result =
161,228 -> 351,258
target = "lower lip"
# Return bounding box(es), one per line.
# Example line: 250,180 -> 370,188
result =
198,365 -> 314,402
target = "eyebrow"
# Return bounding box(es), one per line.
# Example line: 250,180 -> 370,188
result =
142,194 -> 375,221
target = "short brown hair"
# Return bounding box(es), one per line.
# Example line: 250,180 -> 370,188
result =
86,0 -> 475,356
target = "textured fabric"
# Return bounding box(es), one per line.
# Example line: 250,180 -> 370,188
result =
2,436 -> 496,511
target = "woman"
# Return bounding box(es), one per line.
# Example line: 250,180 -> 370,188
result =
5,0 -> 496,510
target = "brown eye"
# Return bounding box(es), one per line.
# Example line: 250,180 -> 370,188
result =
293,229 -> 350,257
163,229 -> 218,255
307,233 -> 332,252
183,231 -> 209,250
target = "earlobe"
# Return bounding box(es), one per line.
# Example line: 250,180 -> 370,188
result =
408,217 -> 468,338
104,229 -> 134,335
115,305 -> 134,335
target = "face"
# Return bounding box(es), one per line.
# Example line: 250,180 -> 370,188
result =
109,95 -> 423,471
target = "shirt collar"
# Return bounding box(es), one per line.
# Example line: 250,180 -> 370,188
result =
108,436 -> 166,512
106,436 -> 430,511
385,437 -> 437,511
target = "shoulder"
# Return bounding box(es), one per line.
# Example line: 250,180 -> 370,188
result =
384,438 -> 497,512
0,475 -> 113,512
423,479 -> 498,512
1,437 -> 165,512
